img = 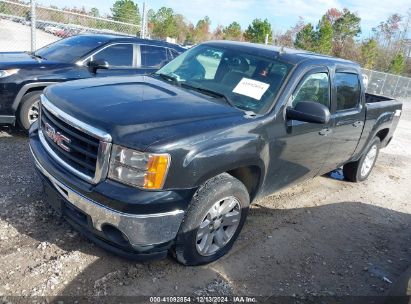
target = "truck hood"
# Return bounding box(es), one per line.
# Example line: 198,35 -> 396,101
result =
44,76 -> 245,150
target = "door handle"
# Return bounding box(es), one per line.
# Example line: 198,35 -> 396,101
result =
336,120 -> 363,127
352,121 -> 363,128
319,128 -> 332,136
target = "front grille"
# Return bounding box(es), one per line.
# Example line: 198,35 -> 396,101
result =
40,104 -> 100,178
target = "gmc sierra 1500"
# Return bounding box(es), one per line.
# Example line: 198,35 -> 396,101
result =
29,41 -> 402,265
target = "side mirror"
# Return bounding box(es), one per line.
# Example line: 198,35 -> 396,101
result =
87,59 -> 109,74
286,101 -> 330,124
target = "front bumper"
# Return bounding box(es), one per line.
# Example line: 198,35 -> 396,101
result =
32,152 -> 185,246
29,124 -> 189,258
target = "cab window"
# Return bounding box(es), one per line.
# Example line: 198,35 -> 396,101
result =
141,45 -> 168,68
93,44 -> 133,67
335,73 -> 361,111
292,72 -> 330,108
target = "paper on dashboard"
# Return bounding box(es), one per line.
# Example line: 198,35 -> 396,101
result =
232,78 -> 270,101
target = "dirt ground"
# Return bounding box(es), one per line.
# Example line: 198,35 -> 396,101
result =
0,102 -> 410,301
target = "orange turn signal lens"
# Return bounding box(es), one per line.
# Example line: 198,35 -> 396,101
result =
143,154 -> 170,189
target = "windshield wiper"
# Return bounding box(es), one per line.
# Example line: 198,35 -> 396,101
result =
181,83 -> 236,108
156,73 -> 180,86
25,51 -> 46,60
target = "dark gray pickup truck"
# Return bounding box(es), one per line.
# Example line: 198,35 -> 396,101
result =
29,41 -> 402,265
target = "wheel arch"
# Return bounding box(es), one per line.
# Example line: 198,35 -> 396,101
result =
12,82 -> 58,112
375,128 -> 389,142
227,165 -> 263,201
194,162 -> 265,203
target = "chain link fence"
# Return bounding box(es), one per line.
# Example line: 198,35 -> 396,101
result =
362,69 -> 411,100
0,0 -> 139,52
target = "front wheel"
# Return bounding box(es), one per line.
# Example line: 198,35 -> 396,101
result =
174,173 -> 250,265
18,91 -> 42,132
343,137 -> 381,182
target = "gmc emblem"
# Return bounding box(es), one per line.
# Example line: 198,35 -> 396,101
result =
44,122 -> 71,152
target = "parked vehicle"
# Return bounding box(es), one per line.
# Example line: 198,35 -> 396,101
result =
0,34 -> 185,131
29,41 -> 402,265
55,29 -> 69,38
44,25 -> 61,34
35,21 -> 48,31
21,19 -> 31,26
53,27 -> 80,38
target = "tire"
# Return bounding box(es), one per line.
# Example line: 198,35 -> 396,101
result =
18,91 -> 42,132
174,173 -> 250,266
343,137 -> 381,182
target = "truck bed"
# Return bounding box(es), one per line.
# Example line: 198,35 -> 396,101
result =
354,94 -> 403,157
365,93 -> 393,103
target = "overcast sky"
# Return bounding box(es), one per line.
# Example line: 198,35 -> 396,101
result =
37,0 -> 411,36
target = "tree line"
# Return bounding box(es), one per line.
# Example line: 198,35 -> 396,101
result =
1,0 -> 410,76
107,1 -> 411,76
277,9 -> 411,76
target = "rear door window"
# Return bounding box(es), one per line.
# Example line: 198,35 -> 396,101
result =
93,44 -> 133,67
335,73 -> 361,111
141,45 -> 168,68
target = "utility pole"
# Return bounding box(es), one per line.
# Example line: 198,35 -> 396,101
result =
30,0 -> 36,52
140,2 -> 147,39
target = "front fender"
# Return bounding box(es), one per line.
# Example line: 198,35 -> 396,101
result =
163,134 -> 267,190
189,138 -> 266,185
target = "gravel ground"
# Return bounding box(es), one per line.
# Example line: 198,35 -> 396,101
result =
0,19 -> 58,52
0,102 -> 410,300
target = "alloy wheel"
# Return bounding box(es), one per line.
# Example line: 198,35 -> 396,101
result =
195,196 -> 241,256
361,145 -> 377,177
27,100 -> 40,125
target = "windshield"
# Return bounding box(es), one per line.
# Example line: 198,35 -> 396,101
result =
35,35 -> 108,62
155,44 -> 293,113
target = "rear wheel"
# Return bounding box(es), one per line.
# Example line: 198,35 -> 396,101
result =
18,91 -> 42,132
343,137 -> 381,182
174,173 -> 250,265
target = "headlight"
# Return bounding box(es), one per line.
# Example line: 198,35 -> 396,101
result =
108,145 -> 170,190
0,69 -> 20,78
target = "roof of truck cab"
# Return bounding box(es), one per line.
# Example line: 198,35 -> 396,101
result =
204,40 -> 360,68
